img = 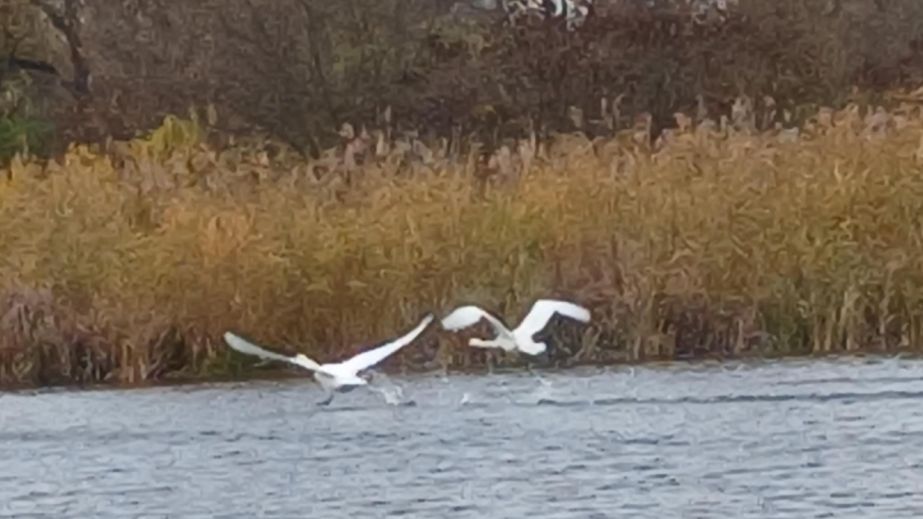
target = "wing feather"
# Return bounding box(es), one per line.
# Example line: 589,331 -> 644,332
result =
440,305 -> 512,337
340,314 -> 435,373
223,332 -> 322,372
514,299 -> 591,338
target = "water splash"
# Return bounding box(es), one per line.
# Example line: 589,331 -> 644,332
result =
366,372 -> 408,406
368,385 -> 404,406
523,370 -> 557,404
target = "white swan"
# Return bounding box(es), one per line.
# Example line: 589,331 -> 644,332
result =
223,314 -> 434,405
440,299 -> 591,356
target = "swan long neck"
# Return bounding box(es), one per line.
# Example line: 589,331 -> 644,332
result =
470,337 -> 500,348
470,337 -> 517,352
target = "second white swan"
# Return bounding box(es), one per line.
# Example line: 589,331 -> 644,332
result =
440,299 -> 591,356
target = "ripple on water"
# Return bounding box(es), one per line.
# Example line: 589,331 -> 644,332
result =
3,357 -> 923,517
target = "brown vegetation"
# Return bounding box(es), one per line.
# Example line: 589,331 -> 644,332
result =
4,0 -> 923,387
4,91 -> 923,387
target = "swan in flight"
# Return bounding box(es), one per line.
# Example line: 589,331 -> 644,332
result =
440,299 -> 591,356
223,314 -> 434,405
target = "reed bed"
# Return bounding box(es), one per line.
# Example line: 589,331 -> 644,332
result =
3,99 -> 923,387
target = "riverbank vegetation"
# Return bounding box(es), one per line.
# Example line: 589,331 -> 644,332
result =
4,95 -> 923,387
5,0 -> 923,387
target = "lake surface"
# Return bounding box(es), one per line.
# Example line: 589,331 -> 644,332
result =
3,357 -> 923,518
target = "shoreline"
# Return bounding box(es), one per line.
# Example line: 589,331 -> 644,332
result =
3,348 -> 919,394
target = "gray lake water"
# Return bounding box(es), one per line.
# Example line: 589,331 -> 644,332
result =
3,357 -> 923,518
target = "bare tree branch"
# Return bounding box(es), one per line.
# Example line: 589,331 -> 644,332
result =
30,0 -> 89,95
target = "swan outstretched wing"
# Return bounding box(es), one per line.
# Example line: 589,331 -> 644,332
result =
340,314 -> 435,373
515,299 -> 591,338
440,305 -> 511,336
223,332 -> 322,372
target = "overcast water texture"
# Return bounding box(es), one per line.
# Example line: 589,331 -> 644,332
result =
3,357 -> 923,518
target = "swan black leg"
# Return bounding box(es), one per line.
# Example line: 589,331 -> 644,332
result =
316,390 -> 334,406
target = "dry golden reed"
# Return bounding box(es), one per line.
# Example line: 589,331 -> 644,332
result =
3,100 -> 923,387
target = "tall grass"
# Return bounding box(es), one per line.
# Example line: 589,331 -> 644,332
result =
2,102 -> 923,387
